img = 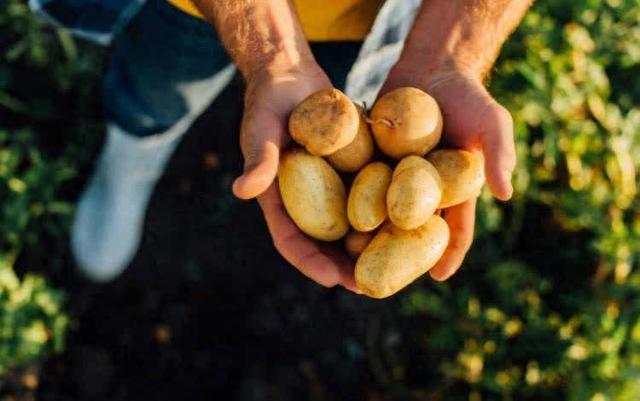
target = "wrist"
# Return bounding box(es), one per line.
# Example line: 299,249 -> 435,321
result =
393,0 -> 534,89
243,61 -> 331,108
197,0 -> 319,86
242,51 -> 321,87
385,56 -> 483,97
394,52 -> 484,82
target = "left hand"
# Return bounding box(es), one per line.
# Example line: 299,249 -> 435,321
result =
232,66 -> 359,292
379,66 -> 516,281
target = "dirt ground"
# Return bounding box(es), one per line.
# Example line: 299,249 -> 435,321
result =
5,76 -> 412,401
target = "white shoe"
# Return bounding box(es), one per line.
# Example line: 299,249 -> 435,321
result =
71,120 -> 190,282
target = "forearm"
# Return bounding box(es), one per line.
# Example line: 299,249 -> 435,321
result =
191,0 -> 316,81
398,0 -> 534,82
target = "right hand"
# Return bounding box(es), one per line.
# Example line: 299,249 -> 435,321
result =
381,66 -> 516,282
231,66 -> 359,292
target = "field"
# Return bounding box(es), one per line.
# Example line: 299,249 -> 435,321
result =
1,0 -> 640,400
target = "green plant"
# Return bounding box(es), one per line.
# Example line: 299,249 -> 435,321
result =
393,2 -> 640,400
0,0 -> 103,378
2,0 -> 640,398
0,256 -> 68,376
0,129 -> 76,259
0,127 -> 76,377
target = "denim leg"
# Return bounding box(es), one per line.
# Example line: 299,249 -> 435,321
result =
104,0 -> 363,137
103,0 -> 233,137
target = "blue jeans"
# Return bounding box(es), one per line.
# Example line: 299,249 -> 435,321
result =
104,0 -> 362,137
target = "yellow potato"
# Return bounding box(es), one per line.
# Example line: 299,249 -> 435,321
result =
369,87 -> 443,159
427,149 -> 485,208
391,153 -> 433,178
347,162 -> 393,232
326,106 -> 375,172
387,156 -> 442,230
289,88 -> 359,156
344,230 -> 374,259
278,148 -> 349,241
355,216 -> 450,298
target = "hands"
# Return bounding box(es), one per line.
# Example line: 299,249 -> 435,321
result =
232,57 -> 518,293
233,62 -> 515,290
197,0 -> 359,292
231,67 -> 359,292
205,0 -> 525,291
380,66 -> 516,281
369,0 -> 531,283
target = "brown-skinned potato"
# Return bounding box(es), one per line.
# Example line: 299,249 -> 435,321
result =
348,162 -> 393,232
277,148 -> 349,241
326,106 -> 375,172
387,156 -> 442,230
355,216 -> 450,299
344,230 -> 374,259
289,88 -> 359,156
369,87 -> 443,159
427,149 -> 485,208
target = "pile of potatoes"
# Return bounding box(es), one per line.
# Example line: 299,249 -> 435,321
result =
279,87 -> 485,298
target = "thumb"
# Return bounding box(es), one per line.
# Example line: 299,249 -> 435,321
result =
481,103 -> 516,201
232,140 -> 281,200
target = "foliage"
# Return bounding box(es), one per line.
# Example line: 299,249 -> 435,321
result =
1,0 -> 640,399
0,0 -> 102,377
0,257 -> 68,376
0,128 -> 76,377
0,129 -> 76,261
395,1 -> 640,400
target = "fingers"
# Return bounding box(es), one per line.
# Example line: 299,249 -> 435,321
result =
257,184 -> 358,292
429,198 -> 476,281
232,106 -> 289,200
481,104 -> 516,201
232,140 -> 280,199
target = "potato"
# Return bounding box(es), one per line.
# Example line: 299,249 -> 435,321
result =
427,149 -> 485,208
355,216 -> 450,298
326,106 -> 375,172
347,162 -> 393,232
387,156 -> 442,230
369,87 -> 442,159
289,88 -> 359,156
344,230 -> 374,259
391,153 -> 433,178
278,148 -> 349,241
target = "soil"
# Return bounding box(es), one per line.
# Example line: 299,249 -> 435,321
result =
4,77 -> 407,401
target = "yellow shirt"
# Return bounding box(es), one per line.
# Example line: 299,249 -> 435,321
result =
169,0 -> 383,41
